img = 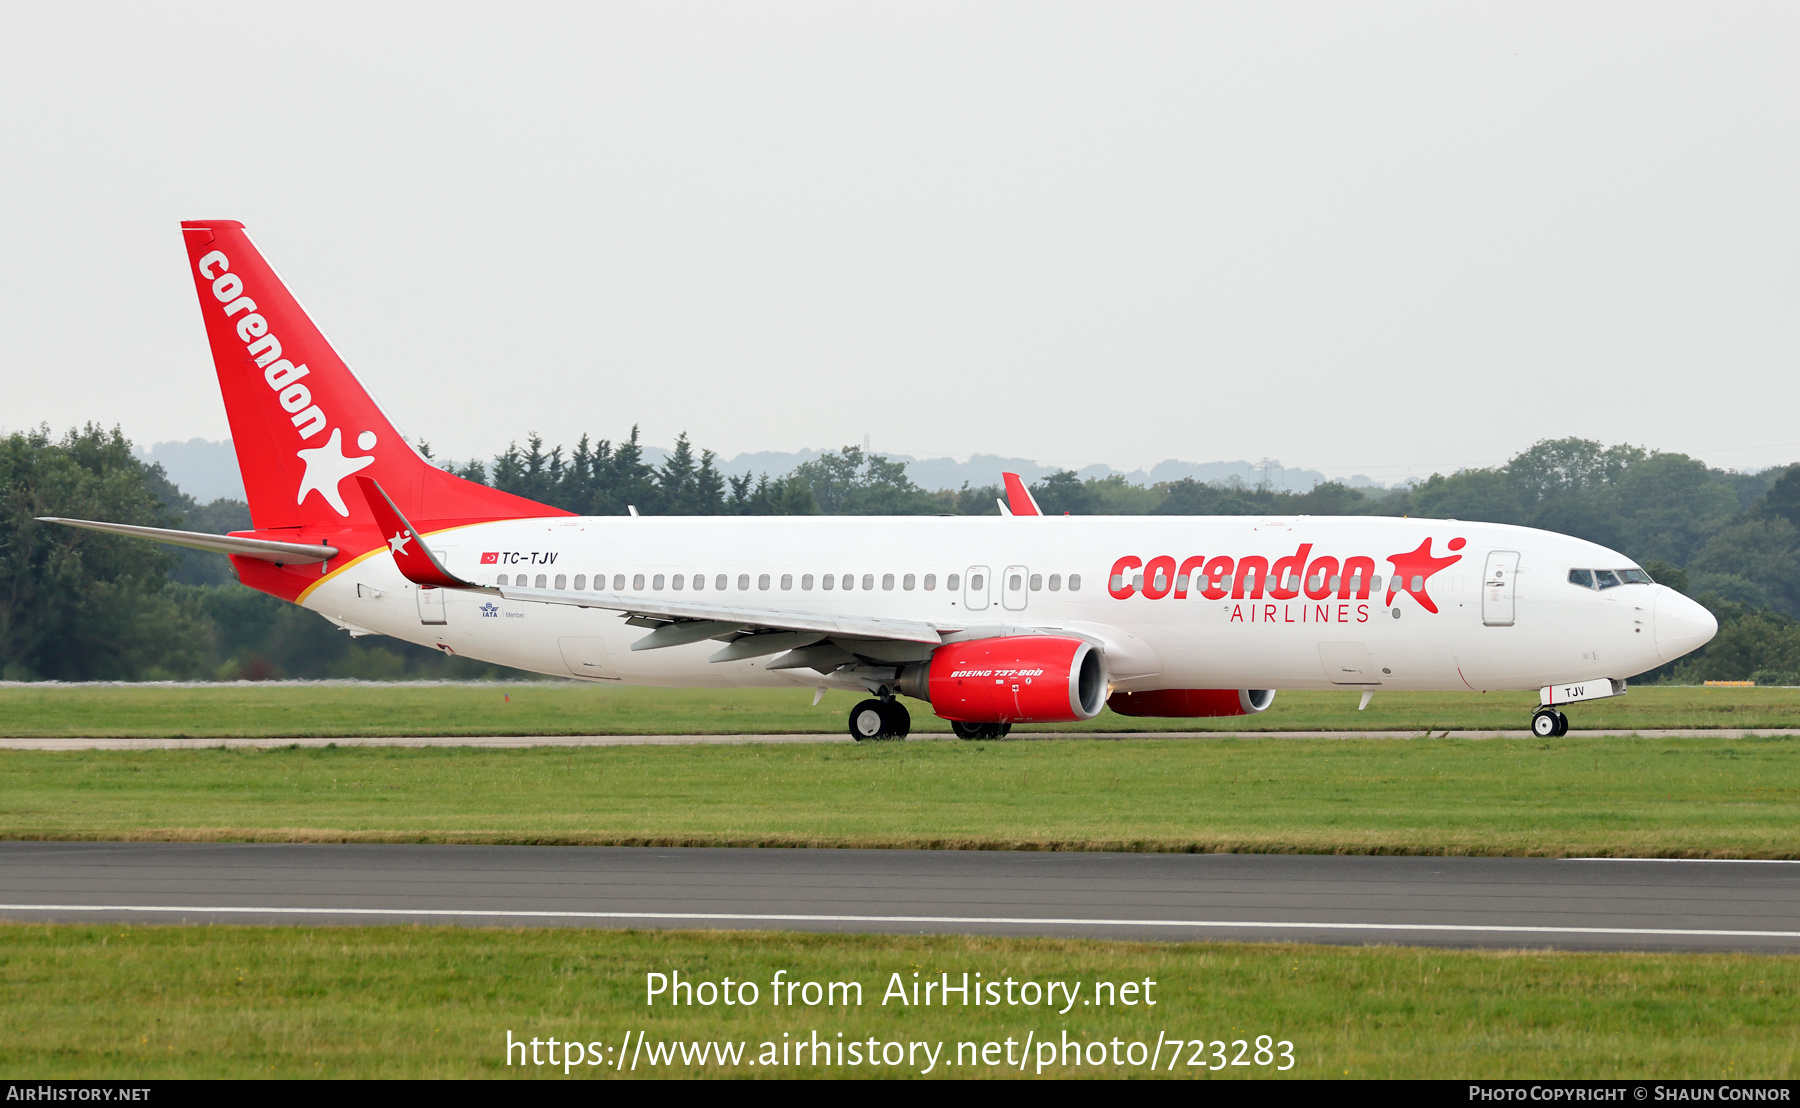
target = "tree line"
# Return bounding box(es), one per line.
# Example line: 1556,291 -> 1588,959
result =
4,423 -> 1798,683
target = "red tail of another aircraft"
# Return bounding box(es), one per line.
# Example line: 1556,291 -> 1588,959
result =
179,220 -> 563,536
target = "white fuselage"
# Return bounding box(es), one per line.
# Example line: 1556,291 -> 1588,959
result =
303,514 -> 1713,695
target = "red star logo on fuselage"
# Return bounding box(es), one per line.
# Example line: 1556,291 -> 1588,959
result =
1385,537 -> 1465,614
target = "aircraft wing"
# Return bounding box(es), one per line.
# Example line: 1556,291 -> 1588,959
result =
492,582 -> 947,648
351,476 -> 946,653
36,517 -> 338,564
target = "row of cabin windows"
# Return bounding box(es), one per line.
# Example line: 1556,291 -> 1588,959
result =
999,572 -> 1082,592
1112,569 -> 1385,595
492,571 -> 1084,593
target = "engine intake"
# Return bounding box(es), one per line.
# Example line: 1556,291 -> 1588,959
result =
1108,688 -> 1276,718
918,636 -> 1108,723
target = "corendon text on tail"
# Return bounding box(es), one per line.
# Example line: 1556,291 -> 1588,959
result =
40,220 -> 1719,742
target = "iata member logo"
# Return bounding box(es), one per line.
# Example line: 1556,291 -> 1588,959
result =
479,602 -> 500,618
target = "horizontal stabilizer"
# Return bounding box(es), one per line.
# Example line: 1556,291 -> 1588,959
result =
36,517 -> 337,564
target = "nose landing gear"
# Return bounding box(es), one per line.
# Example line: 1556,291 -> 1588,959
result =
849,698 -> 912,740
1530,707 -> 1570,737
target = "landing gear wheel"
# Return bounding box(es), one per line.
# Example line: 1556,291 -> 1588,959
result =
879,700 -> 911,739
1531,708 -> 1561,738
850,699 -> 886,741
951,721 -> 1013,740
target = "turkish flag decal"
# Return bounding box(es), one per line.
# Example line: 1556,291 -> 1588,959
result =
480,552 -> 499,564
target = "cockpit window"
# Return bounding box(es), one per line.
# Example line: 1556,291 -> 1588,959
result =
1571,567 -> 1651,589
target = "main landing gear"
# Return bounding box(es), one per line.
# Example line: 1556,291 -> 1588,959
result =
950,720 -> 1012,740
849,698 -> 911,741
1531,707 -> 1570,737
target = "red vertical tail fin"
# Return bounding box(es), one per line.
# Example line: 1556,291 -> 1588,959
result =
179,220 -> 564,532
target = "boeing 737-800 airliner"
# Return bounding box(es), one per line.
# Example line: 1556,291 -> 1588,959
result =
43,221 -> 1719,740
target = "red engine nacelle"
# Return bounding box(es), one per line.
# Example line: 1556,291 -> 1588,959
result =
923,636 -> 1108,723
1107,688 -> 1276,718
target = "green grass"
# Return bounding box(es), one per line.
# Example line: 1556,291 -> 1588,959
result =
5,735 -> 1800,855
2,683 -> 1797,738
1,923 -> 1794,1078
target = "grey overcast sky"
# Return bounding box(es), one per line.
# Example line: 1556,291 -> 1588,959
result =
2,2 -> 1796,481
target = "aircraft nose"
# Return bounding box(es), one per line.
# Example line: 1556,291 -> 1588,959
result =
1653,586 -> 1717,664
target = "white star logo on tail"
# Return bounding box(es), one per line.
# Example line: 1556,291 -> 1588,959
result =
387,529 -> 413,555
295,428 -> 375,516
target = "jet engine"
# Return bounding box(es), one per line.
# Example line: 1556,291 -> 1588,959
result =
1107,688 -> 1276,717
906,636 -> 1108,723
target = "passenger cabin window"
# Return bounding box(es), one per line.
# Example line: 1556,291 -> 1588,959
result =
672,574 -> 684,590
903,574 -> 916,590
759,574 -> 771,590
802,574 -> 815,590
614,574 -> 627,591
715,574 -> 727,590
947,574 -> 960,590
842,574 -> 854,590
554,574 -> 567,590
862,574 -> 875,591
924,574 -> 937,591
633,574 -> 645,590
535,574 -> 548,588
496,574 -> 509,586
1030,574 -> 1042,591
781,574 -> 793,590
693,574 -> 705,591
652,574 -> 665,590
822,574 -> 834,590
1569,569 -> 1596,589
1048,574 -> 1061,591
1068,574 -> 1081,591
573,574 -> 586,590
970,573 -> 985,591
882,574 -> 895,591
1010,574 -> 1023,591
737,574 -> 750,590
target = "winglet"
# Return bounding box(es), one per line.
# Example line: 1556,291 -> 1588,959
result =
1001,472 -> 1042,516
355,476 -> 470,588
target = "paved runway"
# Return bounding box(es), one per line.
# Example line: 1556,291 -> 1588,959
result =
5,729 -> 1796,749
3,842 -> 1798,952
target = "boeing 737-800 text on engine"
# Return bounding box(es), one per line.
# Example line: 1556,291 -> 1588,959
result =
43,221 -> 1718,740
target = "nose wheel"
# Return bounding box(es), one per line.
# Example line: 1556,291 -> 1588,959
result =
849,698 -> 911,740
1531,708 -> 1569,737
